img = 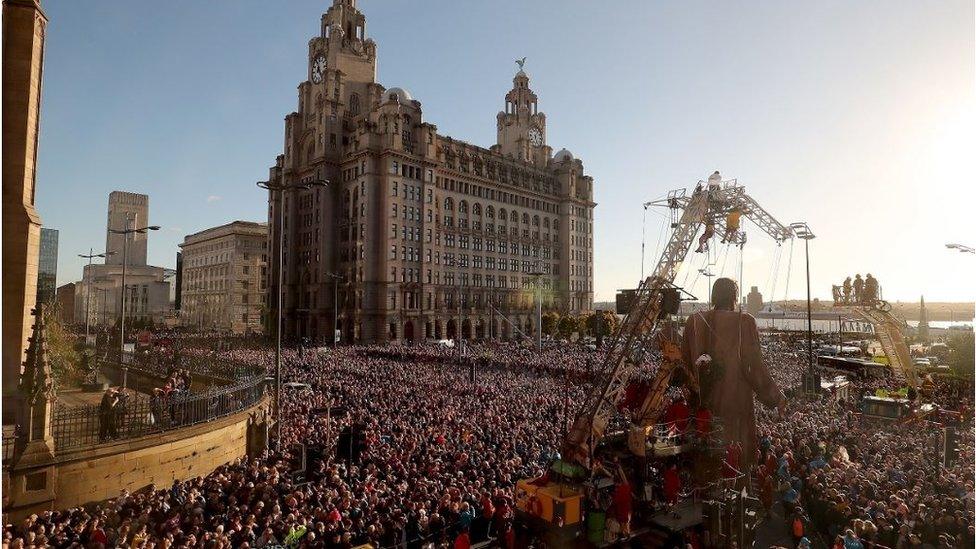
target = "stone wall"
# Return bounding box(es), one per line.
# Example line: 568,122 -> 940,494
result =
3,396 -> 269,522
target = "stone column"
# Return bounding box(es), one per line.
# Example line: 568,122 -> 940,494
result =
17,305 -> 56,465
2,0 -> 47,418
7,305 -> 58,518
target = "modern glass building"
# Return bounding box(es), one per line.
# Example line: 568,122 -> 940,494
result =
37,227 -> 59,304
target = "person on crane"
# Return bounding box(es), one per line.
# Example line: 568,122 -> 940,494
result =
843,277 -> 853,304
721,209 -> 741,244
680,278 -> 786,475
865,274 -> 878,303
853,274 -> 864,304
695,220 -> 715,253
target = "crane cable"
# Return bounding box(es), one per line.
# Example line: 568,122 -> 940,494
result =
781,238 -> 795,303
767,245 -> 783,302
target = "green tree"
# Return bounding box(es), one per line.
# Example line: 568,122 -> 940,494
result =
558,315 -> 580,339
542,311 -> 561,336
601,310 -> 620,336
947,331 -> 975,377
42,303 -> 84,388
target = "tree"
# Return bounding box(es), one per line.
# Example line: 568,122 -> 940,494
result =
558,315 -> 580,339
542,311 -> 561,336
947,331 -> 975,377
42,303 -> 84,388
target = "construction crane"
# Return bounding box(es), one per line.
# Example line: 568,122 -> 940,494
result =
562,172 -> 794,466
833,297 -> 918,389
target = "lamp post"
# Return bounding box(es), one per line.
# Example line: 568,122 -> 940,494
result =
945,243 -> 975,254
530,269 -> 544,352
78,248 -> 116,345
108,216 -> 160,388
790,222 -> 816,376
699,268 -> 714,308
326,271 -> 344,347
257,173 -> 328,446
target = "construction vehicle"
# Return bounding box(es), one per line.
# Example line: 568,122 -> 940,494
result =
515,172 -> 794,547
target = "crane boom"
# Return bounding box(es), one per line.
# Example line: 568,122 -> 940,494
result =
562,177 -> 794,467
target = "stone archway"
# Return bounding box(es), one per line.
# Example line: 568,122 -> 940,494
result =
475,319 -> 486,340
462,319 -> 473,340
446,319 -> 457,340
425,321 -> 432,340
404,320 -> 415,342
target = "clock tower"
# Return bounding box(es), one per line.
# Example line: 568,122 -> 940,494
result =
494,61 -> 551,167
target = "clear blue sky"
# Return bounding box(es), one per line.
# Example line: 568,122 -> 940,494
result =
37,0 -> 974,304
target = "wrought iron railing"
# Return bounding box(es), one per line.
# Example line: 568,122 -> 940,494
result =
50,374 -> 266,455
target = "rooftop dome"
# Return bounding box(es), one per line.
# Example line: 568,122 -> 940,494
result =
382,87 -> 413,104
553,148 -> 574,162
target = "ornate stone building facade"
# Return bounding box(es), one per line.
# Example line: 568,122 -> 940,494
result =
179,221 -> 268,334
266,0 -> 595,343
3,0 -> 47,414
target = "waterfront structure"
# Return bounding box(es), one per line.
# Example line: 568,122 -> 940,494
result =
266,0 -> 595,343
917,295 -> 930,342
747,286 -> 763,316
179,221 -> 268,333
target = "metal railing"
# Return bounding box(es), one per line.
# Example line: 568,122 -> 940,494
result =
50,374 -> 266,455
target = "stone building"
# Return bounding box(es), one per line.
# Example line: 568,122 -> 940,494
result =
179,221 -> 268,333
55,283 -> 75,325
105,191 -> 149,266
74,192 -> 171,327
3,0 -> 47,414
747,286 -> 763,316
265,0 -> 595,343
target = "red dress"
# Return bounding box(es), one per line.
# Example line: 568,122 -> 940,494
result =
613,482 -> 633,522
663,468 -> 681,504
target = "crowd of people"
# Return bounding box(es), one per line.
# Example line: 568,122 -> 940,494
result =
4,333 -> 973,548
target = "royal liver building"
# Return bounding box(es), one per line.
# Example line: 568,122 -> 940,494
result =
266,0 -> 595,344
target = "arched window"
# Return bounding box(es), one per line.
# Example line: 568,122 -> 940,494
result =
510,210 -> 518,224
533,215 -> 540,226
444,197 -> 453,210
498,209 -> 507,221
486,206 -> 495,219
543,217 -> 550,228
349,93 -> 360,115
307,143 -> 315,164
458,200 -> 469,214
472,203 -> 482,216
553,219 -> 560,231
522,213 -> 529,225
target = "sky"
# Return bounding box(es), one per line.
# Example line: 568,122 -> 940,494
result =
36,0 -> 975,304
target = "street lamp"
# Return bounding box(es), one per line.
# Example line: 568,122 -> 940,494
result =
326,271 -> 345,347
109,216 -> 160,388
790,222 -> 816,377
946,243 -> 975,254
257,174 -> 328,446
78,248 -> 116,345
698,268 -> 714,308
530,268 -> 544,352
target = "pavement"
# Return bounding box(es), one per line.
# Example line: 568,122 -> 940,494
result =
754,501 -> 828,549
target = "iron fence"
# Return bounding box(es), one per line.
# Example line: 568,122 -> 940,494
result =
50,374 -> 266,455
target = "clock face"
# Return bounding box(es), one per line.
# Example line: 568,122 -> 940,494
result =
528,127 -> 543,147
311,55 -> 327,84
